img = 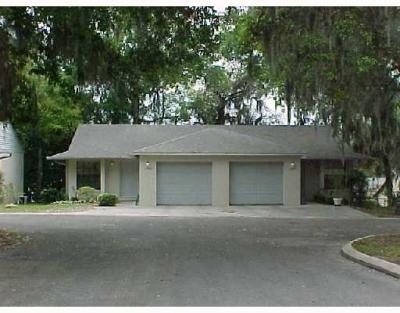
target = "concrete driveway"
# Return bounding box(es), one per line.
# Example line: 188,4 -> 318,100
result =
0,214 -> 399,306
28,203 -> 373,219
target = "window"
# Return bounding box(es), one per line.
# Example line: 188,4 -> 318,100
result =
77,161 -> 100,189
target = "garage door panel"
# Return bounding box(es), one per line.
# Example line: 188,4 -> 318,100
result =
157,162 -> 212,205
230,162 -> 283,205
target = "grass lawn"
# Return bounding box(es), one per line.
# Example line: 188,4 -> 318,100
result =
0,202 -> 93,213
352,234 -> 400,265
0,229 -> 28,248
354,206 -> 400,218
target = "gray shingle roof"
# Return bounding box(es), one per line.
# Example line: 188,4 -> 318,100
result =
47,124 -> 366,160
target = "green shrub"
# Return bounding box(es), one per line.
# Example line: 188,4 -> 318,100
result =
58,188 -> 67,202
97,193 -> 118,206
362,199 -> 379,209
348,169 -> 368,205
39,188 -> 63,204
314,191 -> 334,205
77,186 -> 99,203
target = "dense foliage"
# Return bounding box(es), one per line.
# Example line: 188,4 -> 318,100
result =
247,7 -> 400,203
1,7 -> 221,193
38,187 -> 64,204
347,169 -> 368,205
1,6 -> 400,203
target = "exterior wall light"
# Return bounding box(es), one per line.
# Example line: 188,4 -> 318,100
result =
289,162 -> 296,169
109,160 -> 115,167
145,161 -> 151,169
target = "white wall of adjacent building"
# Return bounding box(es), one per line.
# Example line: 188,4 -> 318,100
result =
0,122 -> 24,195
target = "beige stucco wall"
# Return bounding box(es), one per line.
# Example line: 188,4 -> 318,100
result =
64,156 -> 357,205
212,160 -> 229,207
138,155 -> 301,207
66,156 -> 302,206
138,157 -> 157,206
282,158 -> 301,206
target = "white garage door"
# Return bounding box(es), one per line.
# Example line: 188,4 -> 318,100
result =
157,162 -> 212,205
230,162 -> 283,205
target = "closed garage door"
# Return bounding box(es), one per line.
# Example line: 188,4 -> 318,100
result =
157,162 -> 212,205
230,162 -> 283,205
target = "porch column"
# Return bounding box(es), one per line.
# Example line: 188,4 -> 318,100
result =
212,160 -> 229,207
66,160 -> 77,199
283,158 -> 301,206
139,156 -> 157,207
100,159 -> 106,193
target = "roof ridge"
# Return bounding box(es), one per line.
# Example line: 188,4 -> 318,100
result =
133,126 -> 292,154
133,127 -> 207,153
223,126 -> 293,149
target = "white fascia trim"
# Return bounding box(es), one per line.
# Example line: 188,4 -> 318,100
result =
131,153 -> 304,157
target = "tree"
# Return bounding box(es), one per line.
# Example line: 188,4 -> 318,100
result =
11,67 -> 84,192
248,7 -> 400,204
2,7 -> 221,124
43,7 -> 220,124
0,7 -> 39,121
184,7 -> 273,125
1,7 -> 221,193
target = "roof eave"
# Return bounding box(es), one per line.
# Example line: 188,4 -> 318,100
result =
47,154 -> 138,160
132,152 -> 305,157
300,154 -> 371,160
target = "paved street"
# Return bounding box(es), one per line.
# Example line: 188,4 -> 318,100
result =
0,214 -> 399,306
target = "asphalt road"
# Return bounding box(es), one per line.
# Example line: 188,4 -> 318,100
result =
0,215 -> 399,306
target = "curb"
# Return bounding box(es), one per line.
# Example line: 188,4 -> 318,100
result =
341,235 -> 400,279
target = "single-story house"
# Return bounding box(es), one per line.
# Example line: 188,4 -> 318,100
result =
47,124 -> 366,207
0,121 -> 24,195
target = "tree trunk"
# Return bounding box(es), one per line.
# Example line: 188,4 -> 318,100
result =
216,96 -> 226,125
160,91 -> 165,124
373,178 -> 387,198
132,96 -> 140,124
286,101 -> 292,125
285,80 -> 293,125
37,143 -> 43,192
0,60 -> 12,121
382,155 -> 394,206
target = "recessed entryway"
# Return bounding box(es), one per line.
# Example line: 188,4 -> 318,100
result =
119,159 -> 139,200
